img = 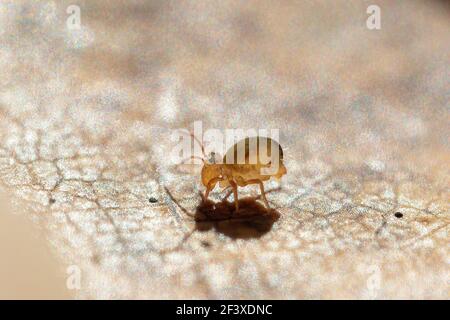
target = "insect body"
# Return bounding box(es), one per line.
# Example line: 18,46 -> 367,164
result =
187,135 -> 287,211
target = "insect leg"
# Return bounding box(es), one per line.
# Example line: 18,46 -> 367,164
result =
222,186 -> 232,200
229,180 -> 239,212
243,179 -> 270,209
204,177 -> 224,200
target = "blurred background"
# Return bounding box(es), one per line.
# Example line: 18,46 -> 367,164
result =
0,0 -> 448,299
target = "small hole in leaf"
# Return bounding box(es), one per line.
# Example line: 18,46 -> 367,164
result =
394,212 -> 403,218
91,254 -> 100,264
148,197 -> 158,203
201,241 -> 211,248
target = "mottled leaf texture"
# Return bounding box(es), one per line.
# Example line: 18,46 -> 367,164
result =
0,1 -> 448,299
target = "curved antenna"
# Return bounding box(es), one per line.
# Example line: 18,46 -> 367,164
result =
177,129 -> 207,159
180,155 -> 205,165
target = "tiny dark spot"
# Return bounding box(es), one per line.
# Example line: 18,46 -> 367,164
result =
148,197 -> 158,203
201,241 -> 211,248
49,198 -> 56,204
91,254 -> 100,264
394,212 -> 403,218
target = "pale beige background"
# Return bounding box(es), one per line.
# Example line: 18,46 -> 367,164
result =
0,192 -> 71,299
0,0 -> 448,299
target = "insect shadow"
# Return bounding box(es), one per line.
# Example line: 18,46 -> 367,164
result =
194,196 -> 280,239
165,187 -> 279,239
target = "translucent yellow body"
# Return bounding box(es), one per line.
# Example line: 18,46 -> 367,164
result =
201,137 -> 287,210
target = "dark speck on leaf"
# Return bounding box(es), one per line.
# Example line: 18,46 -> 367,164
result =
394,212 -> 403,218
201,241 -> 211,248
49,198 -> 56,204
148,197 -> 158,203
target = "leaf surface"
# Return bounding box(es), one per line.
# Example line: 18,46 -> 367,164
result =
0,1 -> 448,299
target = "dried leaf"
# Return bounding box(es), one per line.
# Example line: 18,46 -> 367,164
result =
0,1 -> 448,299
